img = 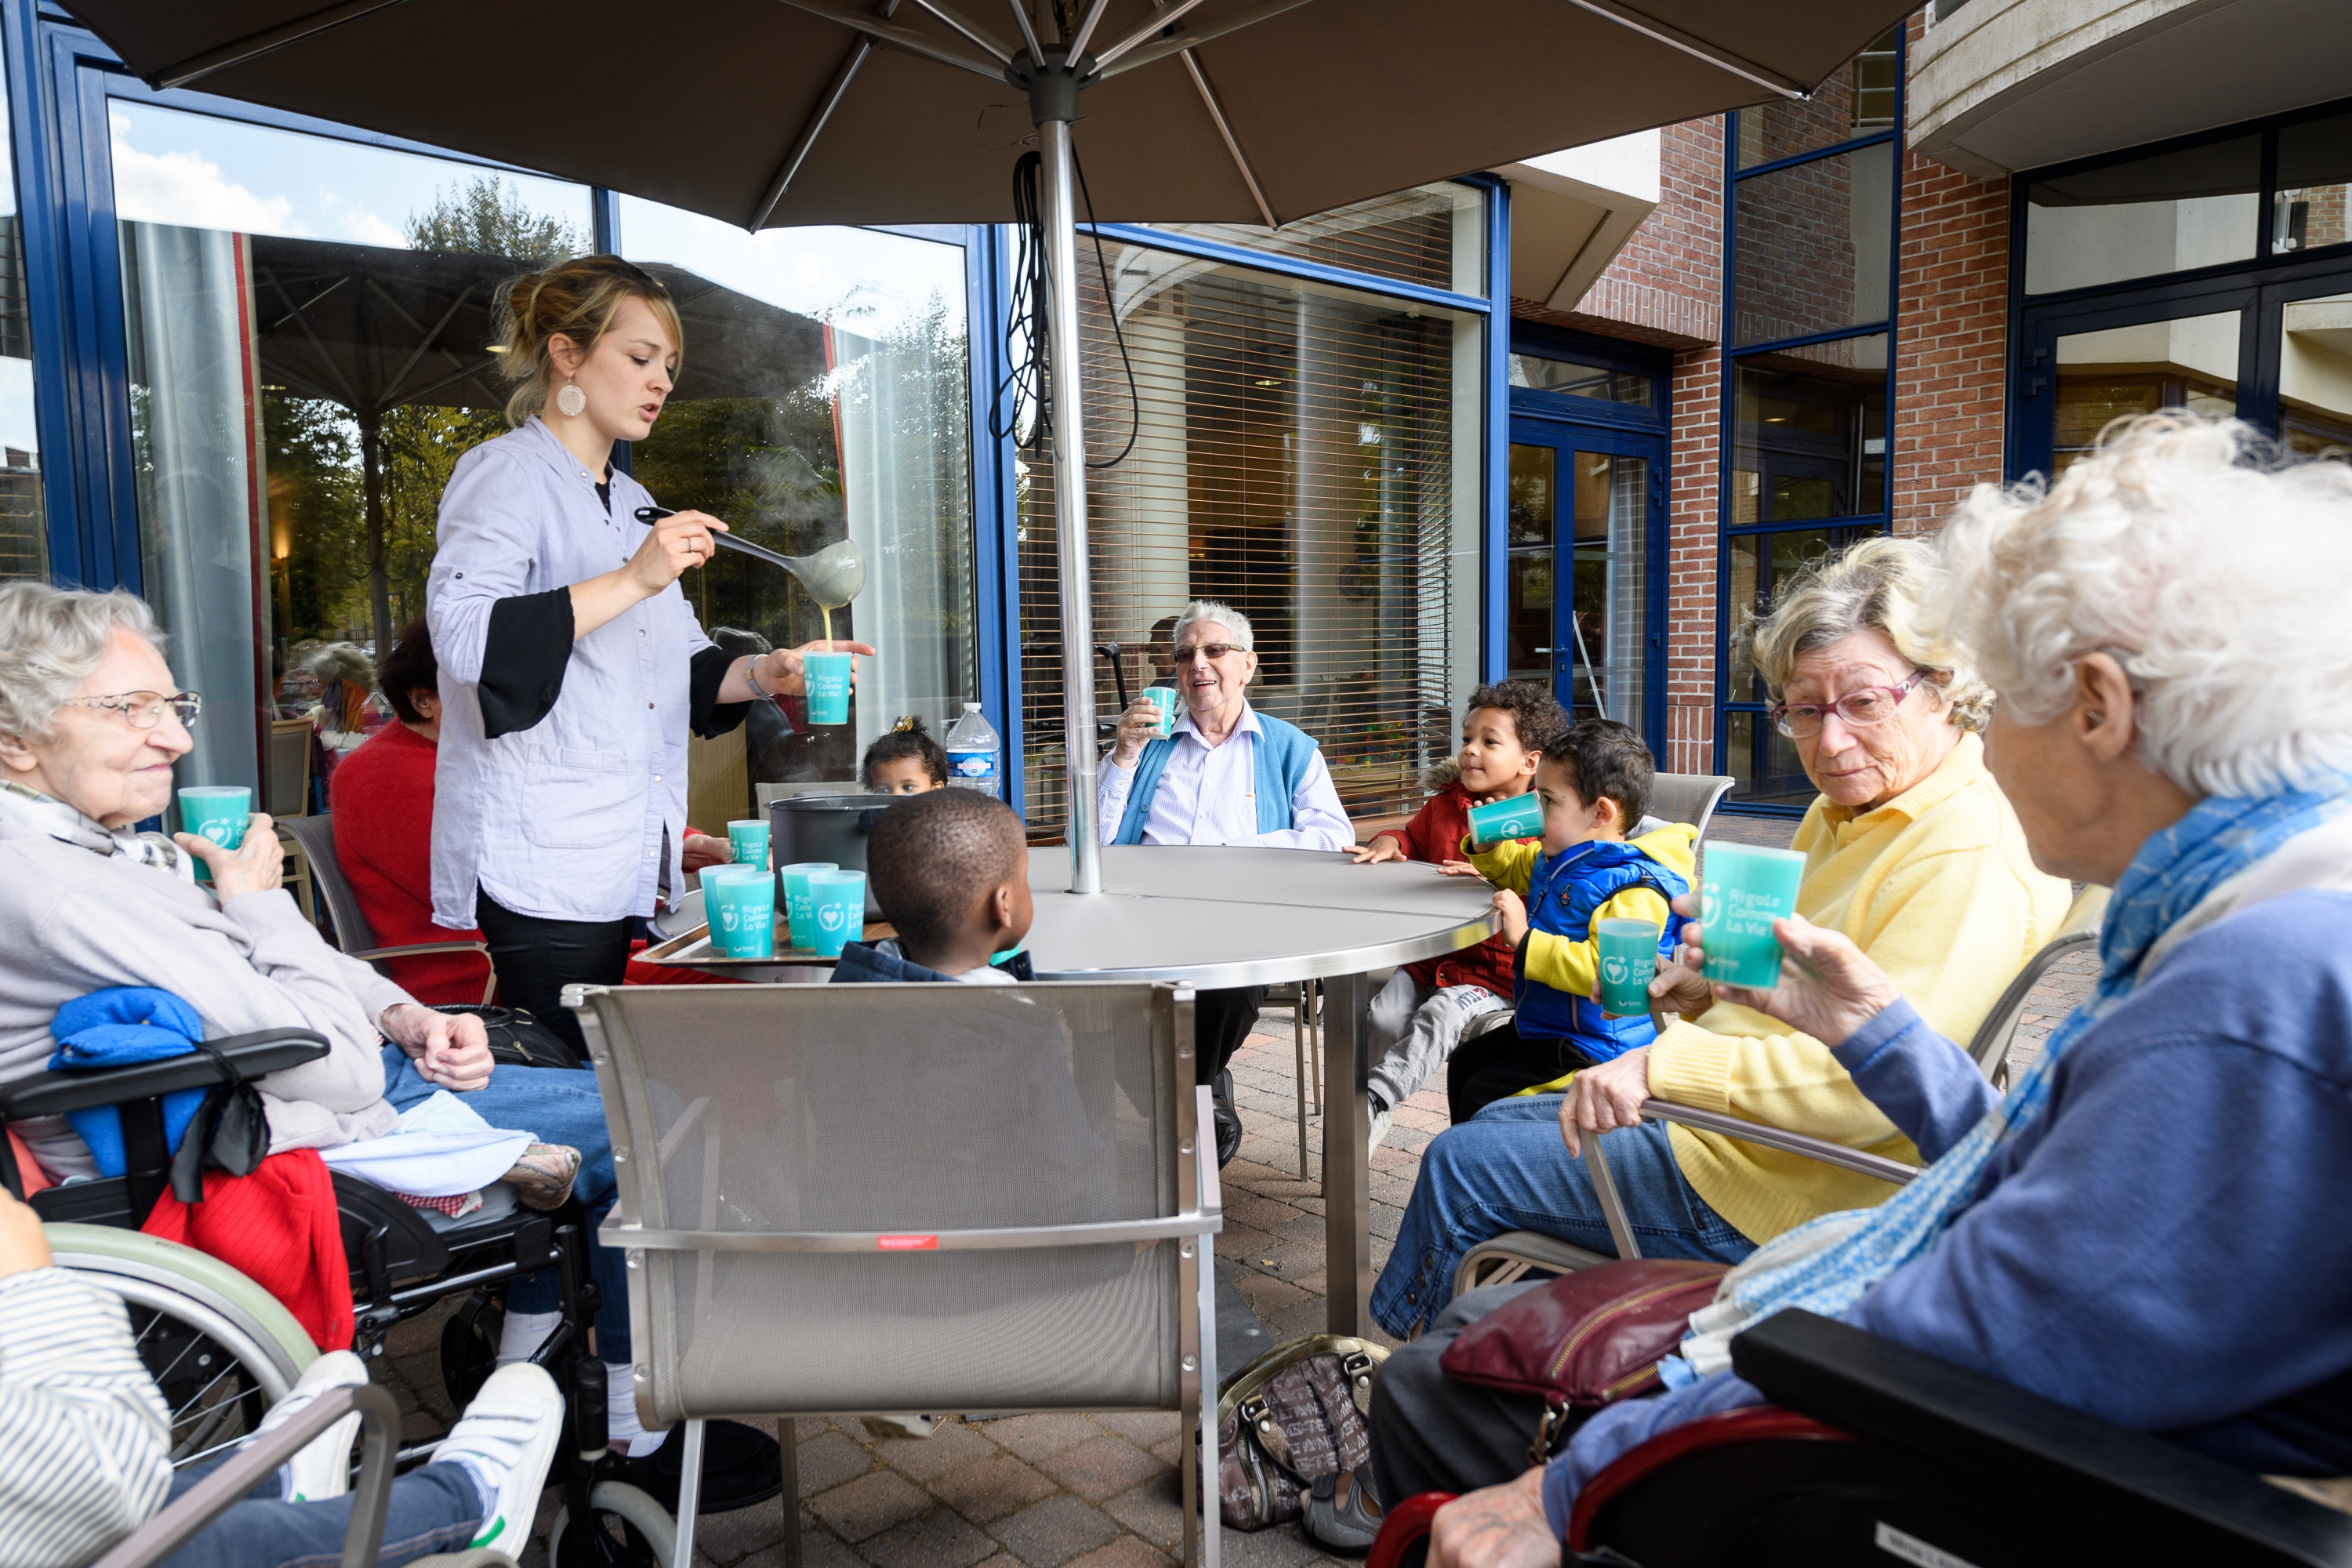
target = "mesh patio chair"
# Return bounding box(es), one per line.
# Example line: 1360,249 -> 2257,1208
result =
1647,773 -> 1735,840
281,814 -> 495,1005
1452,885 -> 2110,1291
569,978 -> 1225,1568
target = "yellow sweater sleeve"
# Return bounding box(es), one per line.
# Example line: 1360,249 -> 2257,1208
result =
1520,884 -> 1671,999
1647,834 -> 2063,1244
1464,837 -> 1539,895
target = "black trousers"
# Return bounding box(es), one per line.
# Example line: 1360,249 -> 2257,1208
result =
1368,1281 -> 1592,1502
1445,1021 -> 1596,1123
474,891 -> 636,1057
1193,985 -> 1270,1087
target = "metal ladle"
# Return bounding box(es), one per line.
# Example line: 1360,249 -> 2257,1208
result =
634,506 -> 867,608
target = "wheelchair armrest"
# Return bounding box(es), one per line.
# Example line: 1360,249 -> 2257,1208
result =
1638,1100 -> 1917,1186
0,1028 -> 330,1120
350,940 -> 492,964
1731,1311 -> 2352,1565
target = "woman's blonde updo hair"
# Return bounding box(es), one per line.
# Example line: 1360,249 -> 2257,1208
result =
1748,535 -> 1993,732
493,254 -> 684,426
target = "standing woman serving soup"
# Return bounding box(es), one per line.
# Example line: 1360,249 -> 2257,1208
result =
427,255 -> 873,1051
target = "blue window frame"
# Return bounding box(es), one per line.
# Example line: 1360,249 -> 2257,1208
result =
1715,26 -> 1907,815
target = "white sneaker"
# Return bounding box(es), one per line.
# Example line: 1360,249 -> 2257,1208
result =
256,1349 -> 369,1501
1368,1098 -> 1393,1152
441,1363 -> 565,1555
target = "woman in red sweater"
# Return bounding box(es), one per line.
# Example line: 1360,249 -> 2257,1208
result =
328,619 -> 492,1004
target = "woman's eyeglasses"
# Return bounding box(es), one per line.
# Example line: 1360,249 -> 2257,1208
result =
1171,644 -> 1242,663
1769,669 -> 1927,739
62,691 -> 202,731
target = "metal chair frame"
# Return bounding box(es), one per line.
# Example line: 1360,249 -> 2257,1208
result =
282,814 -> 495,1005
572,978 -> 1227,1568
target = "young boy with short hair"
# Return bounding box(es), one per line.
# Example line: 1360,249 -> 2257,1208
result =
833,788 -> 1033,983
1350,680 -> 1566,1147
1446,718 -> 1697,1120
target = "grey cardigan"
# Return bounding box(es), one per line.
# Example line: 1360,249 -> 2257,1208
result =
0,822 -> 405,1179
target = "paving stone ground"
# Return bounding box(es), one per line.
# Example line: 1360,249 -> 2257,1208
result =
366,811 -> 2089,1566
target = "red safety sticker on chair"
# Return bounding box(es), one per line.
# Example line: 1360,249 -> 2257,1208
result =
877,1235 -> 939,1250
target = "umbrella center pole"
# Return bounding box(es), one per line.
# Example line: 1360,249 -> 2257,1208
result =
1021,55 -> 1106,895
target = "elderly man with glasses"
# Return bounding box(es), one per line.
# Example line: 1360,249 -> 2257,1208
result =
1100,599 -> 1353,1164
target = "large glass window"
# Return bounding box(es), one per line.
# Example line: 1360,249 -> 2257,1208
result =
2024,137 -> 2262,295
1734,25 -> 1900,168
1017,217 -> 1477,837
617,201 -> 975,793
0,60 -> 43,583
2280,289 -> 2352,457
2276,112 -> 2352,255
1157,181 -> 1485,296
1732,143 -> 1894,346
1730,337 -> 1889,522
110,100 -> 590,797
2053,311 -> 2239,475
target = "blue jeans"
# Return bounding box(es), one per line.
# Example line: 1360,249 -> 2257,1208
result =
1371,1096 -> 1755,1338
378,1047 -> 630,1363
157,1459 -> 480,1568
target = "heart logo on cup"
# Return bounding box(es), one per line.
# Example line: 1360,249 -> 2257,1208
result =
201,822 -> 234,845
818,905 -> 845,932
1602,956 -> 1627,985
717,906 -> 739,933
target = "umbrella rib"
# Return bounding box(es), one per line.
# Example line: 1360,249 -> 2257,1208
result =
260,267 -> 362,410
1178,49 -> 1277,229
1553,0 -> 1806,99
379,284 -> 474,401
1064,0 -> 1116,58
1097,0 -> 1316,78
154,0 -> 412,90
1001,0 -> 1045,61
905,0 -> 1015,64
750,0 -> 902,230
1090,0 -> 1207,70
770,0 -> 1006,79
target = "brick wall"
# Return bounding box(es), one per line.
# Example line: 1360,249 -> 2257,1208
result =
1664,346 -> 1721,773
1892,149 -> 2012,533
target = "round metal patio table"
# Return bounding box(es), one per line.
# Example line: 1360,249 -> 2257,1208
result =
643,844 -> 1498,1334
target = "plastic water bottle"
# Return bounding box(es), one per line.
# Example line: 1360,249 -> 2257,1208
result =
944,703 -> 1001,796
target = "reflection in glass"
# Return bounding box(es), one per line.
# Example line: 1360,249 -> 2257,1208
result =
1733,142 -> 1895,345
2024,137 -> 2259,295
1157,182 -> 1482,296
110,99 -> 595,796
2053,311 -> 2239,474
1735,25 -> 1903,168
1510,354 -> 1650,405
0,60 -> 40,584
1724,526 -> 1855,806
2276,112 -> 2352,254
2279,291 -> 2352,458
1731,337 -> 1888,522
1507,552 -> 1552,686
1566,453 -> 1647,730
620,198 -> 975,789
1508,443 -> 1555,546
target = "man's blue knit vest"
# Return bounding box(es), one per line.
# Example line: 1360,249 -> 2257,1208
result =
1114,710 -> 1319,843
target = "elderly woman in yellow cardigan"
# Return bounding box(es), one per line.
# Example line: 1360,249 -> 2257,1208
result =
1367,535 -> 2069,1353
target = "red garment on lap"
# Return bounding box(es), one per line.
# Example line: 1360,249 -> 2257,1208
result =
143,1151 -> 354,1352
328,724 -> 492,1005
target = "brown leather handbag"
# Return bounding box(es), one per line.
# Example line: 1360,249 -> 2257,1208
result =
1439,1258 -> 1729,1465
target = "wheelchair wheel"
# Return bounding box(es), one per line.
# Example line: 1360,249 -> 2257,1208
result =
48,1224 -> 313,1468
548,1481 -> 676,1568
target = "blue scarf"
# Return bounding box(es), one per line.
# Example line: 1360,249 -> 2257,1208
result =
1671,770 -> 2352,1381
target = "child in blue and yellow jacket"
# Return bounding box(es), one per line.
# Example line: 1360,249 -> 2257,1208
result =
1446,718 -> 1696,1120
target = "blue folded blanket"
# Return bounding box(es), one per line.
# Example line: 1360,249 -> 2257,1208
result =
49,988 -> 209,1178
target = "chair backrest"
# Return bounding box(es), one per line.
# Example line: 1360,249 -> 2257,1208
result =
1963,886 -> 2109,1080
281,813 -> 382,954
1650,774 -> 1735,840
572,979 -> 1212,1425
266,717 -> 314,818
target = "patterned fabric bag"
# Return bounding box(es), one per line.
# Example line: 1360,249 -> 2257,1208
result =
1213,1335 -> 1386,1530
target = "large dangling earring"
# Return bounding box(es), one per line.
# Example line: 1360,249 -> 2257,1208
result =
556,379 -> 586,418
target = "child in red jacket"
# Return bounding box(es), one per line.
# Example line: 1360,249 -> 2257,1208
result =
1348,680 -> 1566,1147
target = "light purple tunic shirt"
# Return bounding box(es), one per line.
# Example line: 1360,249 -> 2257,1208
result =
426,419 -> 716,927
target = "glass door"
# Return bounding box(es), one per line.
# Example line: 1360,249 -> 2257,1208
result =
1505,421 -> 1664,743
2016,281 -> 2255,481
2248,263 -> 2352,456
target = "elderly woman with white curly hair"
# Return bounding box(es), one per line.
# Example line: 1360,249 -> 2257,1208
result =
1426,412 -> 2352,1568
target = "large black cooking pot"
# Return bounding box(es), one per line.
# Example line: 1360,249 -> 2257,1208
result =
768,793 -> 899,918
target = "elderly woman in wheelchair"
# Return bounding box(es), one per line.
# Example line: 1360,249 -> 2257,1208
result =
0,582 -> 647,1453
1392,415 -> 2352,1568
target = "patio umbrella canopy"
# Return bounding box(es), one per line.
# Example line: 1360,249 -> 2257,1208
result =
74,0 -> 1917,889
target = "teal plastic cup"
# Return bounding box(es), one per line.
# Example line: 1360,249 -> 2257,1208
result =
702,866 -> 775,960
802,651 -> 852,726
1142,686 -> 1178,739
725,818 -> 770,871
778,861 -> 838,950
178,786 -> 251,883
1465,791 -> 1544,848
1595,917 -> 1662,1015
1700,841 -> 1808,988
807,870 -> 867,959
